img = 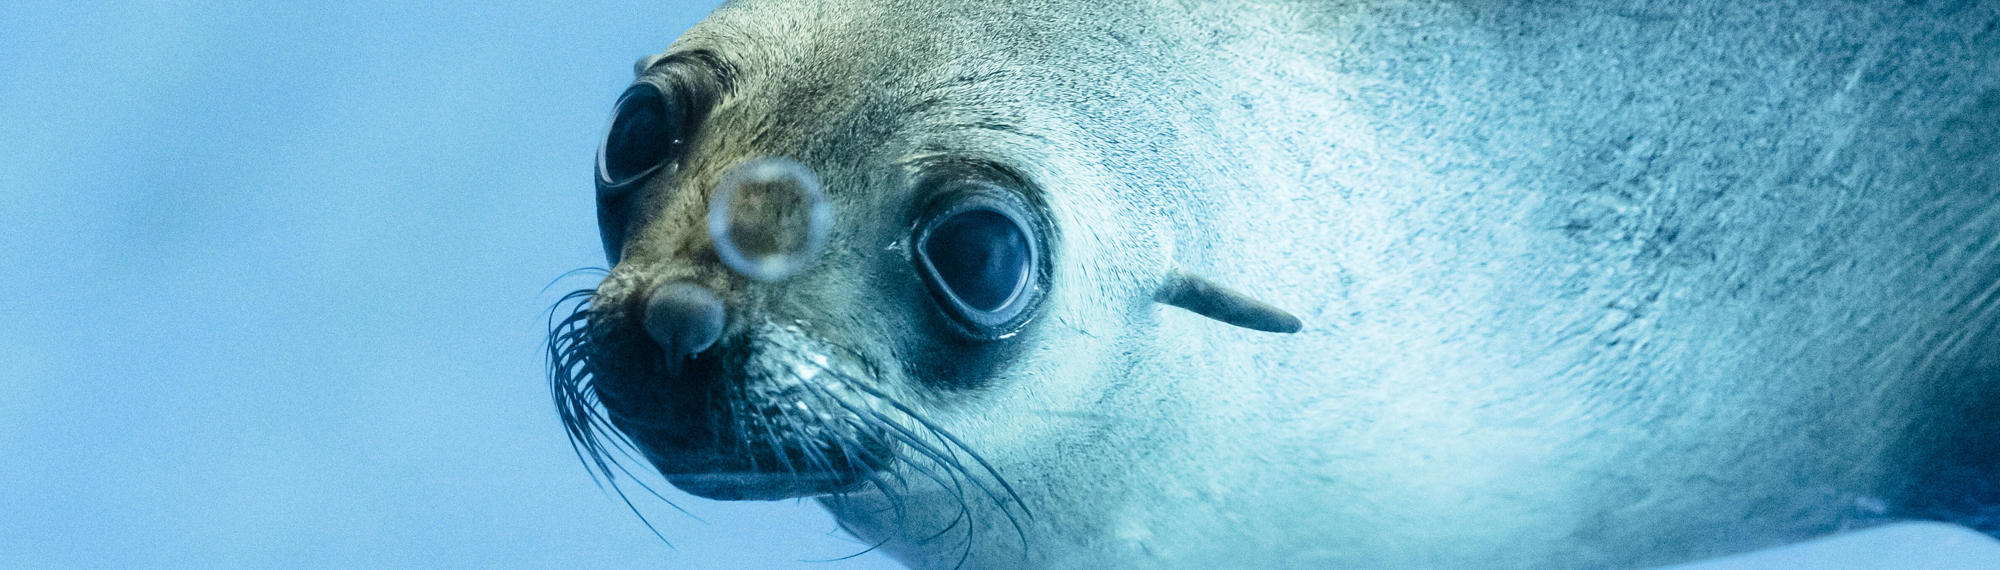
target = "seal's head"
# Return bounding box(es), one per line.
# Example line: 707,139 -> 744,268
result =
546,0 -> 1299,551
551,49 -> 1066,503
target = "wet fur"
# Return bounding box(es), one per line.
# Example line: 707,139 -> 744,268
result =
555,0 -> 2000,568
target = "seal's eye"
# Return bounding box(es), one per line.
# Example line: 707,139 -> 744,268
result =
925,210 -> 1029,310
913,190 -> 1043,338
596,81 -> 685,264
597,82 -> 679,189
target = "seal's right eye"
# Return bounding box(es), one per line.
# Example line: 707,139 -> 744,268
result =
597,82 -> 685,264
597,82 -> 680,189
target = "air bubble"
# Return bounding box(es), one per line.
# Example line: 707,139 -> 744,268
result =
707,156 -> 833,281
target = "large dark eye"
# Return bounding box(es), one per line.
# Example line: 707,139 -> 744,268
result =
595,81 -> 682,264
913,190 -> 1044,337
597,82 -> 678,188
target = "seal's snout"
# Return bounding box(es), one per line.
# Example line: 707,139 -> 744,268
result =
642,281 -> 725,361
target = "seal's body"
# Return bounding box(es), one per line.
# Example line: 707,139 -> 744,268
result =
553,1 -> 2000,568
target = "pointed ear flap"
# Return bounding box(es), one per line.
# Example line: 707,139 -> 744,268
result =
1154,271 -> 1303,333
634,53 -> 667,76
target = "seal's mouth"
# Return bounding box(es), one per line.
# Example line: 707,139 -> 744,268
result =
548,286 -> 1032,547
561,308 -> 900,501
630,349 -> 897,501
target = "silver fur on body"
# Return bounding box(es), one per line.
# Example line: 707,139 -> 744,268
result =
553,1 -> 2000,568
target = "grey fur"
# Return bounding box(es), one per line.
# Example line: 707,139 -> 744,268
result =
569,0 -> 2000,568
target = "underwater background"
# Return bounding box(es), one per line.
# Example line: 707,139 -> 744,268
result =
1,0 -> 896,567
1,1 -> 1991,568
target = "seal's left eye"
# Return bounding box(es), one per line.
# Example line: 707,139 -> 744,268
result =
597,82 -> 679,189
924,209 -> 1030,312
913,191 -> 1043,338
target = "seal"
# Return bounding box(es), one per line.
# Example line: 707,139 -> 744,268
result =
548,0 -> 2000,567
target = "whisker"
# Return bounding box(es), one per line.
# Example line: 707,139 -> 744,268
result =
861,407 -> 987,545
550,281 -> 1036,563
728,384 -> 762,475
803,470 -> 902,563
539,267 -> 609,297
745,384 -> 801,477
841,390 -> 1030,563
805,383 -> 924,523
853,382 -> 1034,521
546,284 -> 693,545
773,391 -> 838,477
798,378 -> 979,546
844,383 -> 1032,565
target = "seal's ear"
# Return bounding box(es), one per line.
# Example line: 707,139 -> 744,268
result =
1155,271 -> 1303,333
634,53 -> 667,76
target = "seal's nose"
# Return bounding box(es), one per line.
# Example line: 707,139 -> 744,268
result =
643,281 -> 725,360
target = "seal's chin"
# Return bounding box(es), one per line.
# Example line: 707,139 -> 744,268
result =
608,352 -> 898,501
624,404 -> 895,500
660,450 -> 878,501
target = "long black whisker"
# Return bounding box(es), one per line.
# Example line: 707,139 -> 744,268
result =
853,382 -> 1033,521
843,402 -> 980,544
863,407 -> 985,552
772,388 -> 838,477
728,383 -> 762,475
571,349 -> 690,516
802,382 -> 912,523
801,469 -> 902,563
746,382 -> 801,478
799,378 -> 978,546
547,283 -> 693,546
818,343 -> 1032,549
539,267 -> 609,297
845,385 -> 1029,559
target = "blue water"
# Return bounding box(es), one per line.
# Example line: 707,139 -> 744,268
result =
0,1 -> 895,567
5,2 -> 1993,569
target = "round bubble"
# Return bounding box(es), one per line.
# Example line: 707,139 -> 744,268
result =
707,156 -> 833,282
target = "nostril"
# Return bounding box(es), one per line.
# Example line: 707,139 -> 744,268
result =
643,282 -> 726,360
